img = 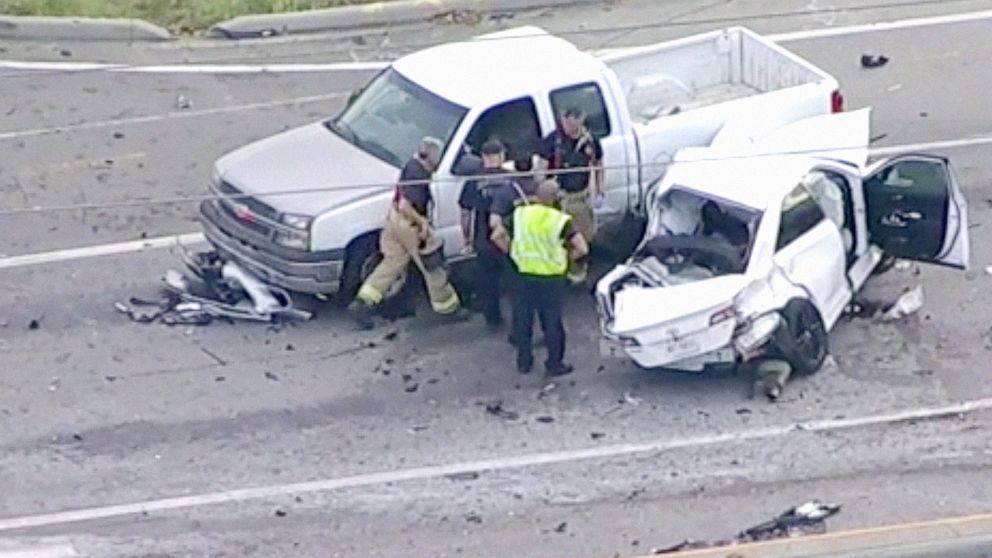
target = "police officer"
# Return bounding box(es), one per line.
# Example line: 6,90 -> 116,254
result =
492,180 -> 588,376
538,107 -> 603,285
458,139 -> 526,328
348,137 -> 463,329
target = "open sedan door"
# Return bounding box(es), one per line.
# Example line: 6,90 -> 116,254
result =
863,154 -> 970,269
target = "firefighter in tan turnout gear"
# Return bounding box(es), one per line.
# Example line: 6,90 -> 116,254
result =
348,137 -> 464,329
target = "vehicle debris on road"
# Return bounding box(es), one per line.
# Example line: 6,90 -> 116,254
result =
861,53 -> 890,68
115,248 -> 312,326
881,285 -> 925,321
653,500 -> 841,553
484,400 -> 520,421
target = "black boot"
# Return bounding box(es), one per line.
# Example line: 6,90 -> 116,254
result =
346,300 -> 375,330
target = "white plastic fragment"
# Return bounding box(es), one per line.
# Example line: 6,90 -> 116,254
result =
882,285 -> 924,321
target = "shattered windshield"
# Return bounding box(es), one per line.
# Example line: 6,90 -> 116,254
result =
328,69 -> 467,167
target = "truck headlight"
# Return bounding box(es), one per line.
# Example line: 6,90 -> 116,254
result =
280,213 -> 312,230
275,214 -> 311,250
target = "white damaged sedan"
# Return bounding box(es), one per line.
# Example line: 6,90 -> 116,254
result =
596,109 -> 969,372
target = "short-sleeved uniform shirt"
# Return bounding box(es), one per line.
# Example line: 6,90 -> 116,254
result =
458,168 -> 525,256
540,129 -> 603,193
394,158 -> 433,216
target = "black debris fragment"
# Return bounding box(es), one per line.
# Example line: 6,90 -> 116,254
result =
740,501 -> 841,541
59,49 -> 72,57
264,371 -> 280,382
735,408 -> 752,415
465,512 -> 483,524
104,375 -> 118,382
654,501 -> 841,553
404,382 -> 420,393
72,433 -> 83,442
860,54 -> 889,68
554,521 -> 568,533
485,401 -> 519,421
28,319 -> 40,330
285,343 -> 295,352
535,415 -> 555,424
113,131 -> 125,139
383,330 -> 398,341
590,432 -> 606,440
214,376 -> 226,382
200,347 -> 226,366
274,509 -> 287,518
870,133 -> 888,143
446,471 -> 480,482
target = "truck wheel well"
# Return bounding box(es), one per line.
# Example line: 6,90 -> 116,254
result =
338,230 -> 382,305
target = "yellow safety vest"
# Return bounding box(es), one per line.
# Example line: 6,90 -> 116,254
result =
510,205 -> 572,276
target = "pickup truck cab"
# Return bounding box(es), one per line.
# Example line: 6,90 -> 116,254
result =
595,109 -> 970,372
200,25 -> 843,299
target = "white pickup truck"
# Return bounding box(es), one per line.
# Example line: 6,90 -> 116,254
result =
199,25 -> 843,298
595,109 -> 970,373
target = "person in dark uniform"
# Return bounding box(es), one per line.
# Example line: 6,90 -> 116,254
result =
491,179 -> 589,376
537,107 -> 604,284
458,139 -> 526,328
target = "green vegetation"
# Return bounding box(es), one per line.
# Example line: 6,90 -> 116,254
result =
0,0 -> 391,32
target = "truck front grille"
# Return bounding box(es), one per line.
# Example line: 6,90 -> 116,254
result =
214,180 -> 278,237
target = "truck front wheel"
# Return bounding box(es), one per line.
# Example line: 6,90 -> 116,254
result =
339,233 -> 382,305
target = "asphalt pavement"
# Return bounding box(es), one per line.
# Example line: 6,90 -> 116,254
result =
2,1 -> 992,556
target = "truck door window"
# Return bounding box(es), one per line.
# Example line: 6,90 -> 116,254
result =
458,97 -> 542,174
776,185 -> 826,251
550,83 -> 612,137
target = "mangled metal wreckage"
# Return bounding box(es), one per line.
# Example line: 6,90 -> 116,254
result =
596,108 -> 970,373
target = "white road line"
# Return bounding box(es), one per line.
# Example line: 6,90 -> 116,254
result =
0,92 -> 347,141
0,546 -> 77,558
3,8 -> 992,74
768,8 -> 992,42
0,234 -> 205,270
0,60 -> 390,73
0,396 -> 989,532
0,134 -> 988,270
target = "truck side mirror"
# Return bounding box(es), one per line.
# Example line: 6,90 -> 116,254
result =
346,89 -> 362,108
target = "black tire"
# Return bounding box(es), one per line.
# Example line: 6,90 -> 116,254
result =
338,233 -> 382,305
773,299 -> 829,375
872,253 -> 898,276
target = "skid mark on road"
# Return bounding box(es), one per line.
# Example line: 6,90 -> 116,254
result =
0,396 -> 991,533
7,152 -> 147,179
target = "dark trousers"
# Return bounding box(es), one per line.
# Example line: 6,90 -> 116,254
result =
475,250 -> 509,325
512,274 -> 566,369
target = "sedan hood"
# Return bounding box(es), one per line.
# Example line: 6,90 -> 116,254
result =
215,122 -> 400,217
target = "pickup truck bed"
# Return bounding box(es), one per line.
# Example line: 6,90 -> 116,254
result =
601,28 -> 828,124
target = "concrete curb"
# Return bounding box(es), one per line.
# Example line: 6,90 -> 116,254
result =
210,0 -> 595,38
0,15 -> 172,41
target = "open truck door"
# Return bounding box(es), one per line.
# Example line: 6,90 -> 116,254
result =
863,154 -> 969,269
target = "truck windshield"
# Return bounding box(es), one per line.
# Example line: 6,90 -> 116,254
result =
328,69 -> 467,168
